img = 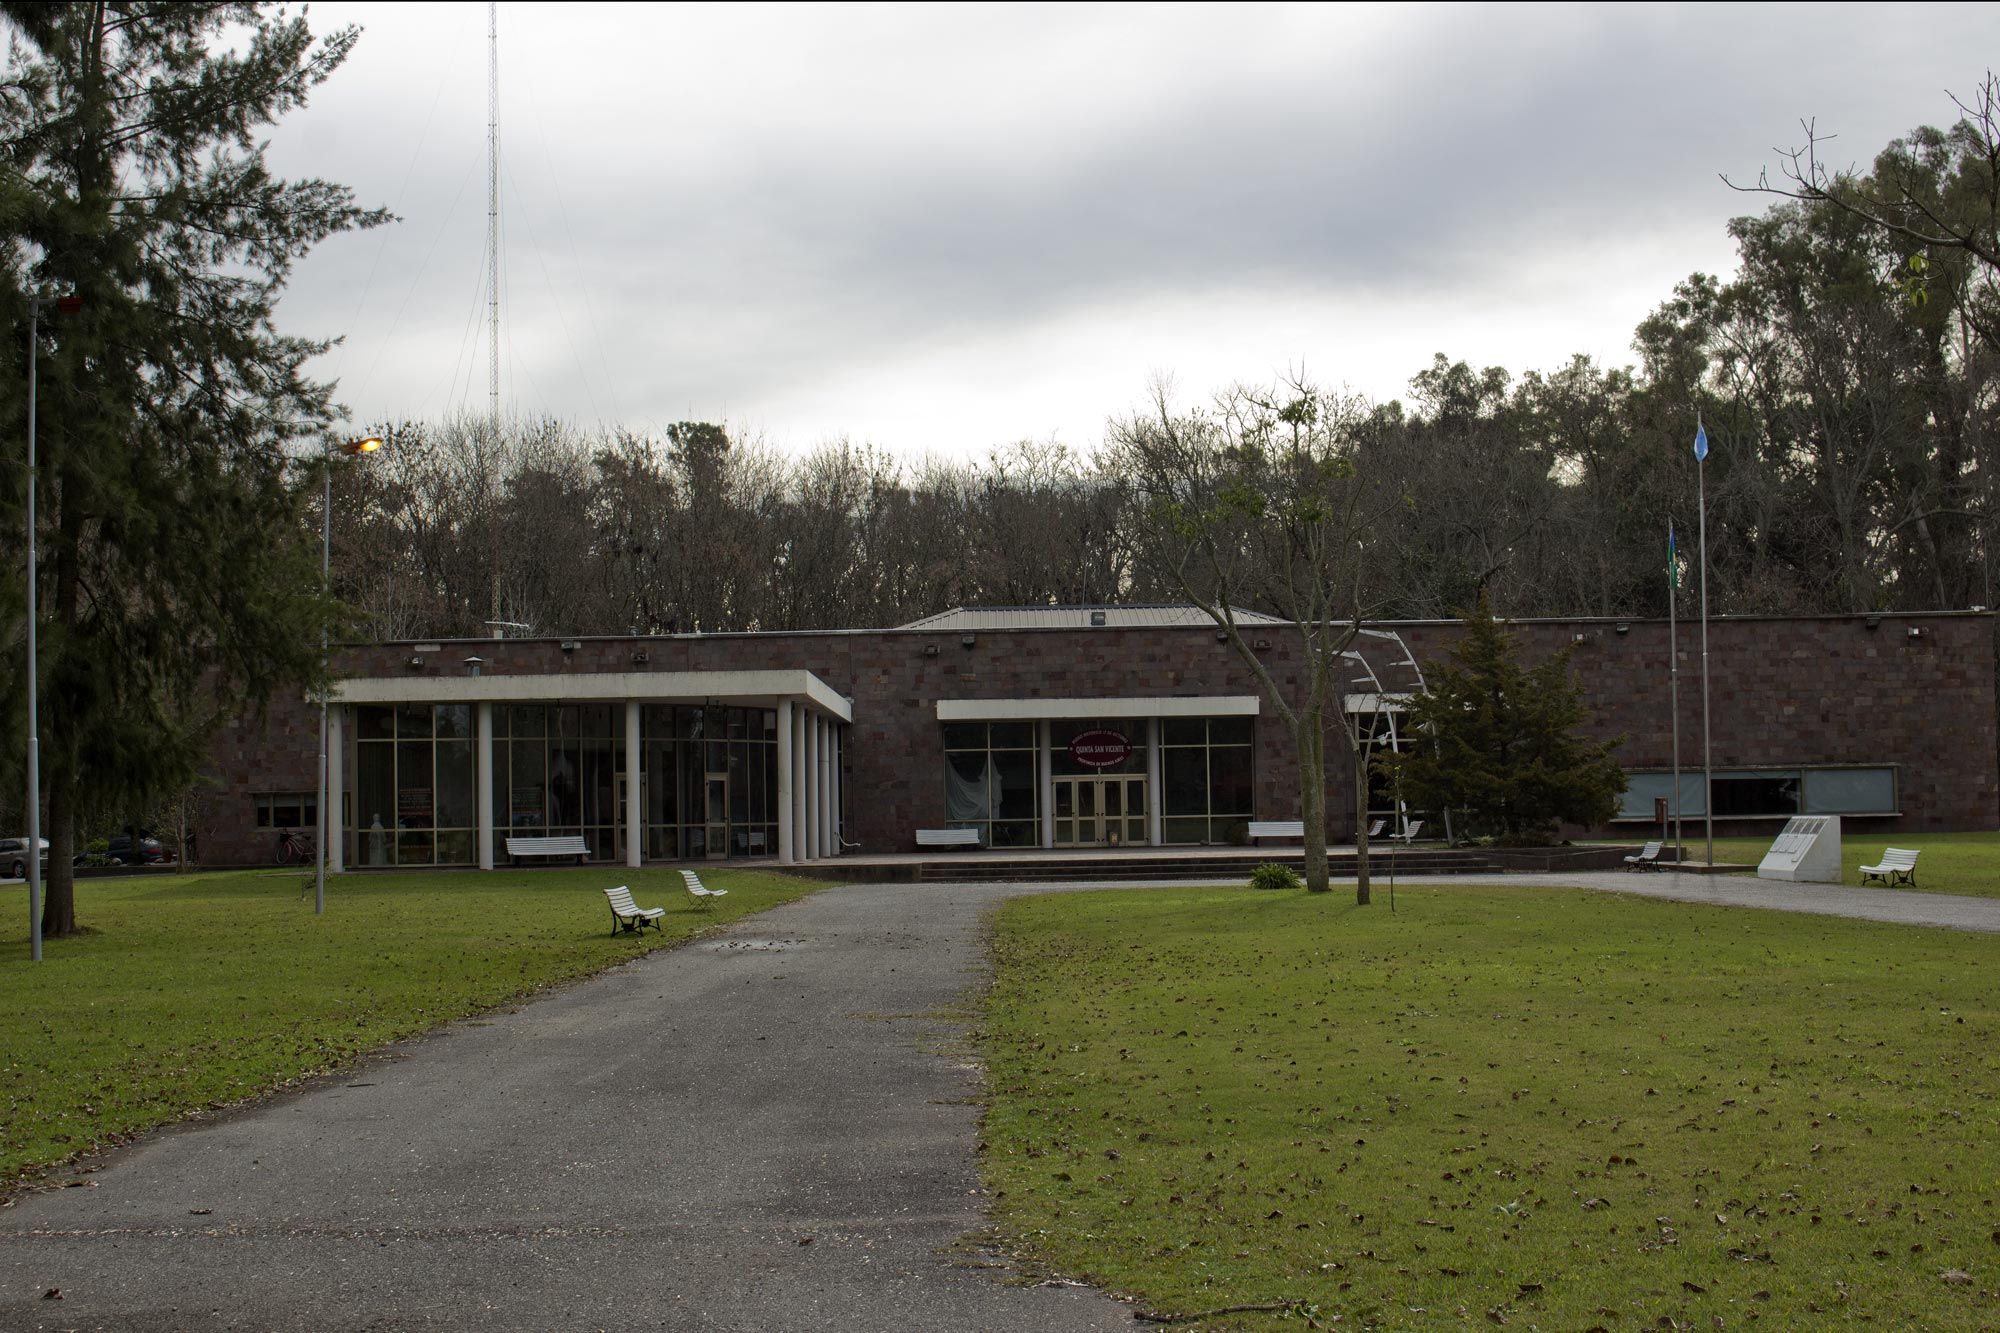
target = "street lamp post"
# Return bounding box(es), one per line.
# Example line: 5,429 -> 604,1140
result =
316,434 -> 382,915
24,290 -> 79,962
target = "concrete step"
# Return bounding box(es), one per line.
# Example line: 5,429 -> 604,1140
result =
909,849 -> 1504,883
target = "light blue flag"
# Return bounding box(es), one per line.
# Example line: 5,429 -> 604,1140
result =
1694,422 -> 1709,462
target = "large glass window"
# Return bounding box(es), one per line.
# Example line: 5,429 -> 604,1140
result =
1617,767 -> 1898,820
944,722 -> 1040,848
1159,717 -> 1254,844
490,704 -> 624,860
639,705 -> 779,859
353,704 -> 477,866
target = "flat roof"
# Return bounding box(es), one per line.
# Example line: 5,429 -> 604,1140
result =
897,605 -> 1285,631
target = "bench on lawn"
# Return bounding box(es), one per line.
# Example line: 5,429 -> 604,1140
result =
916,828 -> 981,849
1247,820 -> 1305,842
681,868 -> 728,908
1624,840 -> 1664,872
1859,847 -> 1920,888
506,834 -> 589,866
604,884 -> 663,935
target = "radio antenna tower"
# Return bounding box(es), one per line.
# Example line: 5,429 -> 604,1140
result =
485,0 -> 502,624
486,0 -> 500,435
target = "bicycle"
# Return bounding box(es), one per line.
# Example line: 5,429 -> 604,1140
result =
274,827 -> 317,865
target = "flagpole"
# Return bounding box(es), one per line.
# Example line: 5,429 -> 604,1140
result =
1669,520 -> 1682,861
1696,415 -> 1713,867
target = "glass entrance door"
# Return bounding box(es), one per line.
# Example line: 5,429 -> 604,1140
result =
1055,776 -> 1147,846
703,774 -> 730,859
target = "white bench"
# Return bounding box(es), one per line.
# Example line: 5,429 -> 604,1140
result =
1859,847 -> 1920,887
506,835 -> 589,866
1391,819 -> 1425,845
1624,840 -> 1664,872
681,868 -> 729,908
604,885 -> 663,934
1247,821 -> 1305,842
916,828 -> 981,849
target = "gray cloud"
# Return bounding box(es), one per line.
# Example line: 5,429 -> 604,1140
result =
266,2 -> 2000,454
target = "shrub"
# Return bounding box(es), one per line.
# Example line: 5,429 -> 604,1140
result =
1249,862 -> 1303,892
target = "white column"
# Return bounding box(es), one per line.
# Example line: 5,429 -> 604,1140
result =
475,701 -> 494,871
804,712 -> 821,860
816,716 -> 833,859
1037,719 -> 1054,848
776,699 -> 795,864
328,706 -> 346,874
830,724 -> 843,855
1145,717 -> 1163,847
624,701 -> 643,869
791,706 -> 809,862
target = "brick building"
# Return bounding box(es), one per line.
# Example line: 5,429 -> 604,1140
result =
203,607 -> 1998,869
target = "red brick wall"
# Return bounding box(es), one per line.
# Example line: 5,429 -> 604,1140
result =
199,612 -> 1998,866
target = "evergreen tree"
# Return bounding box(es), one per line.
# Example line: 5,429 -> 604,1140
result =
1,3 -> 385,935
1385,600 -> 1626,845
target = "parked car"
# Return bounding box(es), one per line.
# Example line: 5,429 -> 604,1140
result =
0,837 -> 51,881
106,833 -> 170,866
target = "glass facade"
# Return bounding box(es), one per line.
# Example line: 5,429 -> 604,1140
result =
350,701 -> 782,865
1618,766 -> 1899,820
640,705 -> 779,859
354,703 -> 477,866
937,715 -> 1255,848
494,703 -> 623,861
943,722 -> 1039,848
1159,716 -> 1254,844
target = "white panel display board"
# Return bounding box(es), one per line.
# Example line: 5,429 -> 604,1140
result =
1757,815 -> 1843,883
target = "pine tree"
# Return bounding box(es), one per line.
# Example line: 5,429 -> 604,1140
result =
1385,600 -> 1626,845
2,4 -> 386,935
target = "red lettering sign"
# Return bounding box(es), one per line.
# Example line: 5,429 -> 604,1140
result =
1068,729 -> 1133,768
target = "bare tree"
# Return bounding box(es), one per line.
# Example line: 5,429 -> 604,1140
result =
1108,375 -> 1395,902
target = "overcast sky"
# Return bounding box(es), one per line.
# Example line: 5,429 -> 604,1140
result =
266,2 -> 2000,459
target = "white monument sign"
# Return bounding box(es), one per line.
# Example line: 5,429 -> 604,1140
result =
1757,815 -> 1843,883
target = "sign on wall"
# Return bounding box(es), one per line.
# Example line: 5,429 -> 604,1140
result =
1068,729 -> 1134,768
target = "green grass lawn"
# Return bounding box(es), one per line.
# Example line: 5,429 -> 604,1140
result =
982,883 -> 2000,1329
0,865 -> 823,1186
1613,830 -> 2000,897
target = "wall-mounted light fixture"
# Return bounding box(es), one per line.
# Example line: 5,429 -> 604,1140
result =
960,633 -> 976,649
1253,636 -> 1271,651
463,656 -> 485,677
1089,610 -> 1106,627
1865,615 -> 1882,630
560,639 -> 581,652
406,655 -> 425,670
631,649 -> 649,665
1214,628 -> 1229,642
1908,626 -> 1925,640
1572,633 -> 1589,644
1614,622 -> 1630,636
923,643 -> 940,657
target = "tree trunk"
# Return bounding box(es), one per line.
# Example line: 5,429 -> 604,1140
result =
1353,735 -> 1372,907
1298,718 -> 1329,893
42,771 -> 78,937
